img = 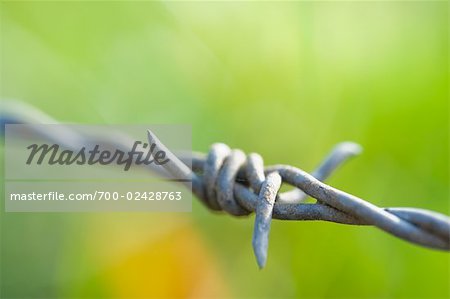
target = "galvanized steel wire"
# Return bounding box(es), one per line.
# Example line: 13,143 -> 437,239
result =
3,100 -> 450,269
149,132 -> 450,268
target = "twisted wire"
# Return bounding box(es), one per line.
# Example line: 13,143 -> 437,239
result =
3,100 -> 450,269
147,131 -> 450,268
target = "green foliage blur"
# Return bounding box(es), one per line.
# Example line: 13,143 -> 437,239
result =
1,1 -> 448,298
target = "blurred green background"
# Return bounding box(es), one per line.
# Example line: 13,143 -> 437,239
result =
1,1 -> 448,298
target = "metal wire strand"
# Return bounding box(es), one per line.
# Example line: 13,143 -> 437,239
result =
158,139 -> 450,267
153,136 -> 450,268
2,100 -> 450,269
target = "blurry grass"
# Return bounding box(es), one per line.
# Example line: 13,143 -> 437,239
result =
1,1 -> 449,298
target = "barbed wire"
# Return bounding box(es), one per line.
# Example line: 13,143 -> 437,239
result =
149,131 -> 450,268
2,100 -> 450,269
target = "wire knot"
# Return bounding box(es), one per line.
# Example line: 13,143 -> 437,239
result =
202,143 -> 283,267
147,133 -> 450,268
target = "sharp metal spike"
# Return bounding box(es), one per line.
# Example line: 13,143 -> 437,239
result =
252,172 -> 282,269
